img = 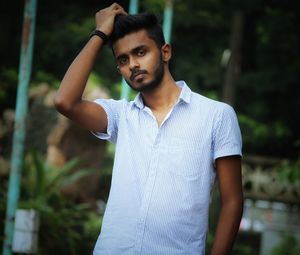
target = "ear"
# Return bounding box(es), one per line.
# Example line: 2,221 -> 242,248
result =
161,43 -> 172,62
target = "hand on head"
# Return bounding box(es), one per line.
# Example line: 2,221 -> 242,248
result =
95,3 -> 127,36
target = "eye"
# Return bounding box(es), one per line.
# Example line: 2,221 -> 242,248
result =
118,57 -> 128,66
137,49 -> 146,57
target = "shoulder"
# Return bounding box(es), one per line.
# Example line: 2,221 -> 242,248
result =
94,98 -> 129,108
191,91 -> 235,116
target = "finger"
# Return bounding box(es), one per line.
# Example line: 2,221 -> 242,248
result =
110,3 -> 122,10
111,5 -> 127,15
114,9 -> 128,16
121,10 -> 128,16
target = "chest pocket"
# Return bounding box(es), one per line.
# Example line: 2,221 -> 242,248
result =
162,137 -> 212,178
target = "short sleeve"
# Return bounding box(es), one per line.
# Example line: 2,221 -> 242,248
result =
213,104 -> 242,162
91,98 -> 124,144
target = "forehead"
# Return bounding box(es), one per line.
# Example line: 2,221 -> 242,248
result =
113,30 -> 158,56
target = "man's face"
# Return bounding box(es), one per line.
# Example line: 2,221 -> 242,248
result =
113,30 -> 165,92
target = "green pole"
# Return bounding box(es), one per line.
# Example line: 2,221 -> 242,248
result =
163,0 -> 174,44
3,0 -> 38,254
120,0 -> 139,100
129,0 -> 139,14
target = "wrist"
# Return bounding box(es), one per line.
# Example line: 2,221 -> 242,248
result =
89,29 -> 109,45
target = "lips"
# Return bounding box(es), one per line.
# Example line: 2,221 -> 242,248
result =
130,70 -> 147,81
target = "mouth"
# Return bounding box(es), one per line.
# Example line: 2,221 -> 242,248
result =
130,70 -> 147,81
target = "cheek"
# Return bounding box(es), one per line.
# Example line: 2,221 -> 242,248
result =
143,54 -> 161,73
119,68 -> 130,79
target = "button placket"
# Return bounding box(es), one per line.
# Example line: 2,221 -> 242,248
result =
135,134 -> 160,254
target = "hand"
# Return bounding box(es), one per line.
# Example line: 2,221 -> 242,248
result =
95,3 -> 127,36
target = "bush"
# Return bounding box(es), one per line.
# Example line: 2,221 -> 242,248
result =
17,152 -> 99,254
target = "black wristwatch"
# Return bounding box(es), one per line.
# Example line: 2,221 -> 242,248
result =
89,29 -> 109,45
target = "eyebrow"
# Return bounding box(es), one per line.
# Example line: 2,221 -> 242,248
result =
116,45 -> 148,61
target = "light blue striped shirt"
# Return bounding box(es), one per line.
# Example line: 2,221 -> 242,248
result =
92,81 -> 242,255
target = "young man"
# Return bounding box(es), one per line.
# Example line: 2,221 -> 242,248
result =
54,3 -> 243,255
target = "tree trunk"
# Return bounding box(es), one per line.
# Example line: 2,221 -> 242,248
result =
222,11 -> 244,106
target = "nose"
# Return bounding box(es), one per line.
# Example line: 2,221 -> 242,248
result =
129,56 -> 139,71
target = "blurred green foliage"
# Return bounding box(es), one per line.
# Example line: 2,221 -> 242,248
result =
269,234 -> 300,255
277,157 -> 300,183
21,152 -> 92,203
1,0 -> 299,158
18,151 -> 99,254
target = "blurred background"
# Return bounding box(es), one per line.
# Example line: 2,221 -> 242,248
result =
0,0 -> 299,254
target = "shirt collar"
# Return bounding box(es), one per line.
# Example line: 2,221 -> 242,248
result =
133,80 -> 192,109
176,80 -> 191,104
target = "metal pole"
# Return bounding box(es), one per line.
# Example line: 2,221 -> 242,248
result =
163,0 -> 174,44
120,0 -> 139,100
128,0 -> 139,14
3,0 -> 38,254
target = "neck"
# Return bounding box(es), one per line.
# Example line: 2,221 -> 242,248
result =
141,71 -> 180,112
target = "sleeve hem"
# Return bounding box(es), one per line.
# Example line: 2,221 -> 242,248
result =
213,149 -> 242,162
90,99 -> 115,142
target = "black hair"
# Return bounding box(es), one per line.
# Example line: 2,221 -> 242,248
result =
109,13 -> 166,48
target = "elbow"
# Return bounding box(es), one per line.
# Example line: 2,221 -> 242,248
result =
53,93 -> 73,115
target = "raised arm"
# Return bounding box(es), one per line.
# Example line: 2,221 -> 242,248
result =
211,155 -> 244,255
54,3 -> 127,133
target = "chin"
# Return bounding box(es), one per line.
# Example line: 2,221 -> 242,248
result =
126,80 -> 148,92
126,73 -> 163,92
132,83 -> 157,93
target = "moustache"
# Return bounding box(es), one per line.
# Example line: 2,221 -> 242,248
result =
130,69 -> 147,81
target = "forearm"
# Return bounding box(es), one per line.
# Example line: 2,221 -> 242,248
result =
54,36 -> 104,114
210,199 -> 243,255
55,4 -> 127,116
